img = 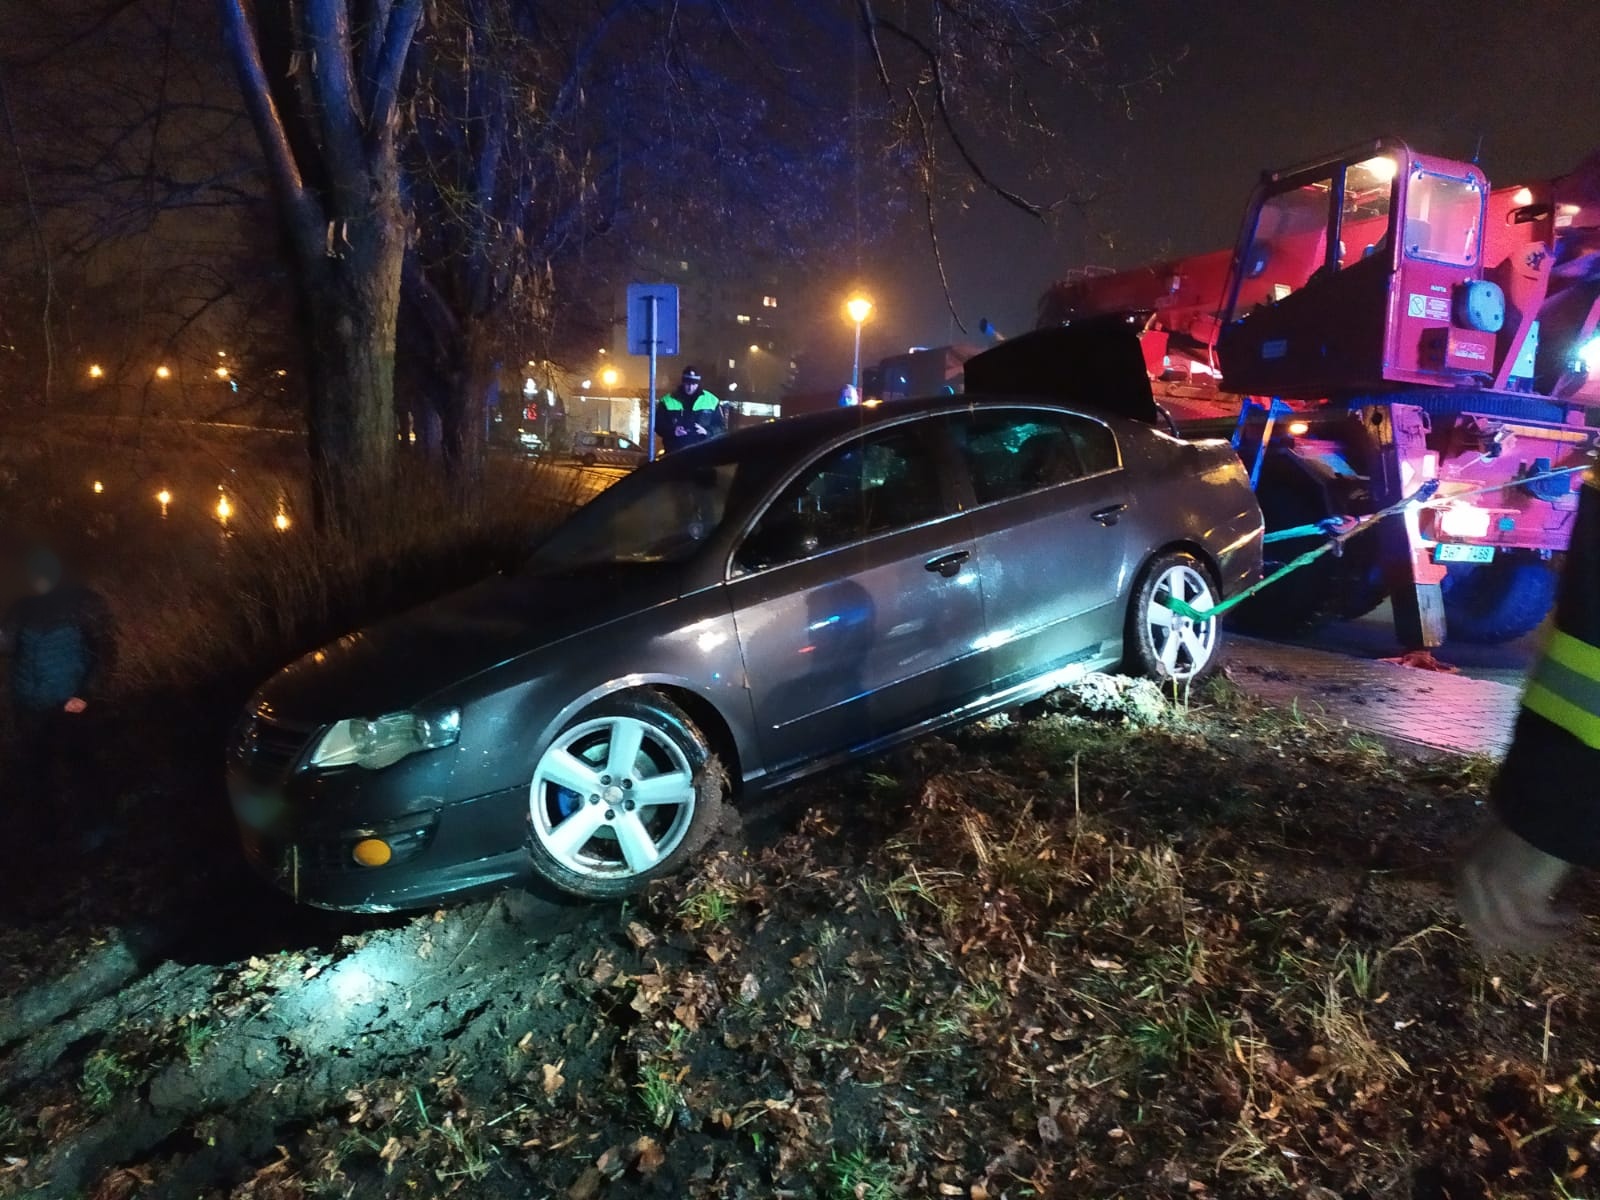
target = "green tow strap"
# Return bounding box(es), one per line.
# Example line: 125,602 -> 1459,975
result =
1165,462 -> 1592,621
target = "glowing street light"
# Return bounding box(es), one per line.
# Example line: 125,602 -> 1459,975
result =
216,492 -> 232,522
156,488 -> 172,517
845,295 -> 874,392
93,480 -> 104,494
88,364 -> 104,379
215,366 -> 230,380
274,509 -> 292,532
154,365 -> 172,380
600,366 -> 620,388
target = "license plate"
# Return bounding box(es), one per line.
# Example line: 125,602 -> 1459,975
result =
1435,542 -> 1495,564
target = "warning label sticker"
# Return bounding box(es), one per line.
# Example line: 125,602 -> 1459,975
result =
1408,293 -> 1451,320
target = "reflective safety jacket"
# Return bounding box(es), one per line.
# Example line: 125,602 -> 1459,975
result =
655,388 -> 724,452
1493,477 -> 1600,867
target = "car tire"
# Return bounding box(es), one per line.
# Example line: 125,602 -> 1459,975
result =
579,453 -> 596,467
526,690 -> 726,899
1123,550 -> 1223,684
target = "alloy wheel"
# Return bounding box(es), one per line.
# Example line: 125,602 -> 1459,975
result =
529,715 -> 698,880
1144,563 -> 1219,680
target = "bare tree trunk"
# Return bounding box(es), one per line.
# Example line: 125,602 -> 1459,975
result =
217,0 -> 422,528
298,214 -> 403,525
436,324 -> 494,497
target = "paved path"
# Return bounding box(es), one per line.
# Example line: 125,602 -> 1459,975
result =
1225,635 -> 1523,759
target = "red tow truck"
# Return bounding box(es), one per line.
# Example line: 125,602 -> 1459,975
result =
1033,137 -> 1600,647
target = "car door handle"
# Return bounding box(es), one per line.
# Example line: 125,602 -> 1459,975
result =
925,550 -> 971,578
1091,504 -> 1128,526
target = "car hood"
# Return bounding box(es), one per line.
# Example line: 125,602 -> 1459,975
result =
257,564 -> 684,724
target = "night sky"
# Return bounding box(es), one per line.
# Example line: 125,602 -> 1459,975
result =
858,0 -> 1600,364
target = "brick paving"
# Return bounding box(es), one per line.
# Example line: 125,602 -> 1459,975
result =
1224,635 -> 1523,759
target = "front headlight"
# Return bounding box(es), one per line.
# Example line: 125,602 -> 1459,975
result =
308,708 -> 461,771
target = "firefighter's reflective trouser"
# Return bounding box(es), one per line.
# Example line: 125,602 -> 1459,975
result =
1491,478 -> 1600,868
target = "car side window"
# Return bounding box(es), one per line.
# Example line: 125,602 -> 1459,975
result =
735,425 -> 945,572
956,409 -> 1119,505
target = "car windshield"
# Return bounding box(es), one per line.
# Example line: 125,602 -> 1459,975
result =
527,440 -> 775,570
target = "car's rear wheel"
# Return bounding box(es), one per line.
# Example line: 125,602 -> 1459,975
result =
526,691 -> 724,899
1124,551 -> 1222,683
579,452 -> 597,467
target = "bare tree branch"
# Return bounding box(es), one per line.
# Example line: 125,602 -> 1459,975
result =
304,0 -> 369,200
216,0 -> 325,252
365,0 -> 422,147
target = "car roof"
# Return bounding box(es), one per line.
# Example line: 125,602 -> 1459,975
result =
718,392 -> 1135,453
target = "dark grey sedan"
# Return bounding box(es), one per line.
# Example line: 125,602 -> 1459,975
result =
227,391 -> 1262,911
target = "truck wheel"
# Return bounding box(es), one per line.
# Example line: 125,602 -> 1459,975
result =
1439,557 -> 1557,644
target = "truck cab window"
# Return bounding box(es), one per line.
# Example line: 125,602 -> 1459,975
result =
1404,171 -> 1483,266
1233,179 -> 1333,314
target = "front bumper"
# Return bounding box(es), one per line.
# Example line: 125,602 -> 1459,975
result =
227,721 -> 532,912
231,783 -> 530,912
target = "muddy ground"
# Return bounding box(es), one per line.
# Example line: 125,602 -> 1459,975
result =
1,672 -> 1598,1200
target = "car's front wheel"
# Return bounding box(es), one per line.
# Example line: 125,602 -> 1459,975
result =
1124,551 -> 1222,683
526,691 -> 725,899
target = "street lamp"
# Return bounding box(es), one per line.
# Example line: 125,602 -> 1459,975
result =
845,295 -> 873,391
600,366 -> 619,388
154,364 -> 172,380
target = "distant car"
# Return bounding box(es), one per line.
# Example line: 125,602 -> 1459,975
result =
517,428 -> 546,457
226,360 -> 1263,913
572,430 -> 646,468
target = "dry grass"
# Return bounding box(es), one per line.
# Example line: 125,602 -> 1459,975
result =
0,417 -> 593,697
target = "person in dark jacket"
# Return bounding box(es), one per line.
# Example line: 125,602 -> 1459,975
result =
1456,478 -> 1600,952
2,546 -> 117,835
655,366 -> 725,454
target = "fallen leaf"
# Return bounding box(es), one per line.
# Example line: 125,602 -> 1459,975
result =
789,1011 -> 813,1029
633,1135 -> 666,1175
568,1166 -> 603,1200
543,1061 -> 566,1096
626,921 -> 656,949
1037,1115 -> 1061,1145
740,972 -> 760,1003
517,1031 -> 534,1052
596,1145 -> 626,1178
705,943 -> 727,964
1088,957 -> 1125,972
379,1136 -> 404,1173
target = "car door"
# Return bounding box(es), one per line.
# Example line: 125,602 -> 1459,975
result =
726,419 -> 987,774
946,406 -> 1134,691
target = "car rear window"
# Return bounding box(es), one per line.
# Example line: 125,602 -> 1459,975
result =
950,409 -> 1119,505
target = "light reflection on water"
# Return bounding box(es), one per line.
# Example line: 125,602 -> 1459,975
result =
7,426 -> 310,586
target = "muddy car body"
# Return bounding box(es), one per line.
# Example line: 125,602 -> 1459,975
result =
227,331 -> 1262,912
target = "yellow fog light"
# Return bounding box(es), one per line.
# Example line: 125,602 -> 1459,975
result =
351,838 -> 393,867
